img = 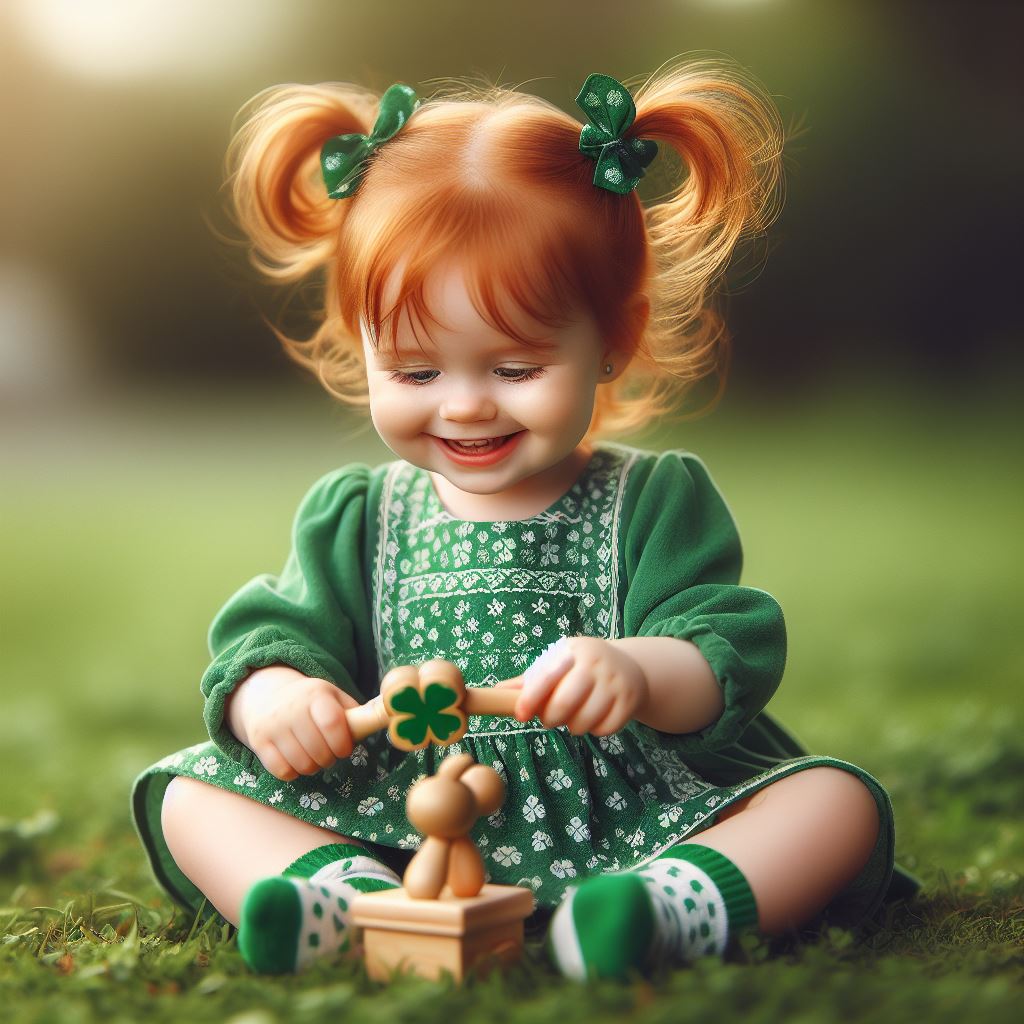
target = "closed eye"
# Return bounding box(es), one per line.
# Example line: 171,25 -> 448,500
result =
387,369 -> 439,385
494,367 -> 545,383
387,367 -> 546,386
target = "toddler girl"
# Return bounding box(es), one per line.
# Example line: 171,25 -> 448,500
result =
133,62 -> 918,980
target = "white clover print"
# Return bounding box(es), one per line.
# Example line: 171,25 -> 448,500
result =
605,88 -> 623,106
193,756 -> 219,777
522,795 -> 547,822
531,830 -> 554,851
268,789 -> 284,805
566,816 -> 590,842
320,815 -> 339,829
627,828 -> 646,849
233,770 -> 258,788
487,599 -> 506,617
299,792 -> 327,811
492,537 -> 516,563
606,791 -> 627,811
550,859 -> 577,879
492,846 -> 522,868
531,598 -> 550,616
597,734 -> 625,756
358,796 -> 384,816
658,806 -> 683,828
545,768 -> 572,791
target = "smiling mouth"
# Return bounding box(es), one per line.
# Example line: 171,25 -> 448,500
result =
440,433 -> 520,454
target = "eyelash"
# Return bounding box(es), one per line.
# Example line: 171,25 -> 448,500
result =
387,367 -> 546,386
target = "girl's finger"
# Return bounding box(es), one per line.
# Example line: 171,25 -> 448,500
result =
256,740 -> 297,782
566,688 -> 616,736
291,710 -> 337,769
274,728 -> 321,777
538,666 -> 594,729
309,691 -> 354,759
590,696 -> 630,737
515,647 -> 575,721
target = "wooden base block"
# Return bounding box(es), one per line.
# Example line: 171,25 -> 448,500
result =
351,884 -> 534,982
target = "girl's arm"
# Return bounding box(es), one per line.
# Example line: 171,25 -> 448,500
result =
608,636 -> 723,735
508,634 -> 722,738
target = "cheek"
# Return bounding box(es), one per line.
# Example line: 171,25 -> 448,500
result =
528,373 -> 596,431
369,386 -> 427,439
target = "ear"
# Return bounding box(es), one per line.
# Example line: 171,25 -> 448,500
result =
600,294 -> 649,383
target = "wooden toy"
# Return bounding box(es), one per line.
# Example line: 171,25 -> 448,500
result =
345,659 -> 523,750
351,753 -> 535,981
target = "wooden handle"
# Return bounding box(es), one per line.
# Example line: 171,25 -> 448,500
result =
462,685 -> 523,718
345,695 -> 391,742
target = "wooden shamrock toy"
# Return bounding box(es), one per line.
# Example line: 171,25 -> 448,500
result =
343,659 -> 523,750
351,751 -> 534,981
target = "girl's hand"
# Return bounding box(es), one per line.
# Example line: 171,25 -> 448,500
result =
504,637 -> 649,736
226,665 -> 360,781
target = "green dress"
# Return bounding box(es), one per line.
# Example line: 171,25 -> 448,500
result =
132,443 -> 919,924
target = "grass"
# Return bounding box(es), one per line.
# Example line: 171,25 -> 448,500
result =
2,380 -> 1022,1022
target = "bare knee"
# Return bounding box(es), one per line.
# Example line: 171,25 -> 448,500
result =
161,776 -> 218,850
802,767 -> 880,847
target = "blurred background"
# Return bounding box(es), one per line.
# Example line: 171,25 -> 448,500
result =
1,1 -> 1022,896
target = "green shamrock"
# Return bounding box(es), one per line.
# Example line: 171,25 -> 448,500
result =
389,681 -> 463,747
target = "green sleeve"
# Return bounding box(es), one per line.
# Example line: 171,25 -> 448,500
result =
199,464 -> 377,766
620,450 -> 787,753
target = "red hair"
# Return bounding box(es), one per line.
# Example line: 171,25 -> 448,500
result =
226,61 -> 783,436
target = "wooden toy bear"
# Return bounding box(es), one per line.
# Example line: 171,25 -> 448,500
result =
351,750 -> 534,981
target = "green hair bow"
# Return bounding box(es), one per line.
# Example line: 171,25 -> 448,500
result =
321,83 -> 420,199
576,73 -> 658,195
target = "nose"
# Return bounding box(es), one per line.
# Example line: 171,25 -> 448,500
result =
439,388 -> 498,423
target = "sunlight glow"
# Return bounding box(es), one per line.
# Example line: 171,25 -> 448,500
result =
8,0 -> 287,80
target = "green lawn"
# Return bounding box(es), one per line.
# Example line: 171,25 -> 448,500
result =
2,383 -> 1022,1022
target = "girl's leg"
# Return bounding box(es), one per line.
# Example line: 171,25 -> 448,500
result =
161,775 -> 359,925
688,765 -> 881,934
550,766 -> 880,979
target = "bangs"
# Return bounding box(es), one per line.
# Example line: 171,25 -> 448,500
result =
335,100 -> 649,358
358,189 -> 594,356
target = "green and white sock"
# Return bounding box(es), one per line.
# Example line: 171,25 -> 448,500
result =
238,842 -> 400,974
549,844 -> 758,980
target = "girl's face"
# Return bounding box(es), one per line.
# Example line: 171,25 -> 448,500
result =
362,262 -> 610,502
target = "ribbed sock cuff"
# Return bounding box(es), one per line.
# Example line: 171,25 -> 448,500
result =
659,844 -> 758,931
283,843 -> 370,879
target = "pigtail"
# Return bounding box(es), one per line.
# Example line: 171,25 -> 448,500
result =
629,59 -> 784,399
225,83 -> 378,281
224,84 -> 383,402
